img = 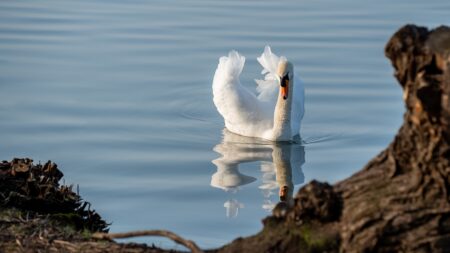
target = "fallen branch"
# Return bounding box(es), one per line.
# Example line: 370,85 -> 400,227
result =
92,230 -> 203,253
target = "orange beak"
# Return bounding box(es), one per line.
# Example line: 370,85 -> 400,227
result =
281,82 -> 289,100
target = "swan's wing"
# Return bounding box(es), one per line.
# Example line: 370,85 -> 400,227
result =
291,75 -> 305,135
212,50 -> 271,137
257,46 -> 280,76
254,78 -> 278,102
214,50 -> 245,83
255,46 -> 284,103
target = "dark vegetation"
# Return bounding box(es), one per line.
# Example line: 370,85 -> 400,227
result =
1,24 -> 449,252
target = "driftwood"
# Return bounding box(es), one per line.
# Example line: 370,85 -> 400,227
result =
214,24 -> 450,253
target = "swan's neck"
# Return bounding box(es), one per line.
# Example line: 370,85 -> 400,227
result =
272,80 -> 293,141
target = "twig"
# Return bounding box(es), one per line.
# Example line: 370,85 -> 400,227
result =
92,230 -> 203,253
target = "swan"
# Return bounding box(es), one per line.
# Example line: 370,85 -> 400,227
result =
212,46 -> 304,141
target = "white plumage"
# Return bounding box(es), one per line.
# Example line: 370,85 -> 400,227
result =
212,46 -> 304,141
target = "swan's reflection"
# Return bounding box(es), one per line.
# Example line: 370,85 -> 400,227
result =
211,129 -> 305,217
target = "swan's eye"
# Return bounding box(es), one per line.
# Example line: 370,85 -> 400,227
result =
280,73 -> 289,87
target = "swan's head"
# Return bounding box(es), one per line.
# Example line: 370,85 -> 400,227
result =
276,58 -> 294,100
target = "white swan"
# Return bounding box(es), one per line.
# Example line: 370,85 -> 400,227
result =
212,46 -> 304,141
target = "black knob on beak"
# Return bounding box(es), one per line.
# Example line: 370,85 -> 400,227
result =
280,74 -> 289,87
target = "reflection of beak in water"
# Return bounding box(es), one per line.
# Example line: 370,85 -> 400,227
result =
211,129 -> 305,217
279,186 -> 289,201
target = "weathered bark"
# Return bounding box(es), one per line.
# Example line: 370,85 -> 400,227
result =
216,25 -> 450,253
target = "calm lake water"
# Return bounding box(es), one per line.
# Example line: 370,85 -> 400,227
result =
1,0 -> 449,249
